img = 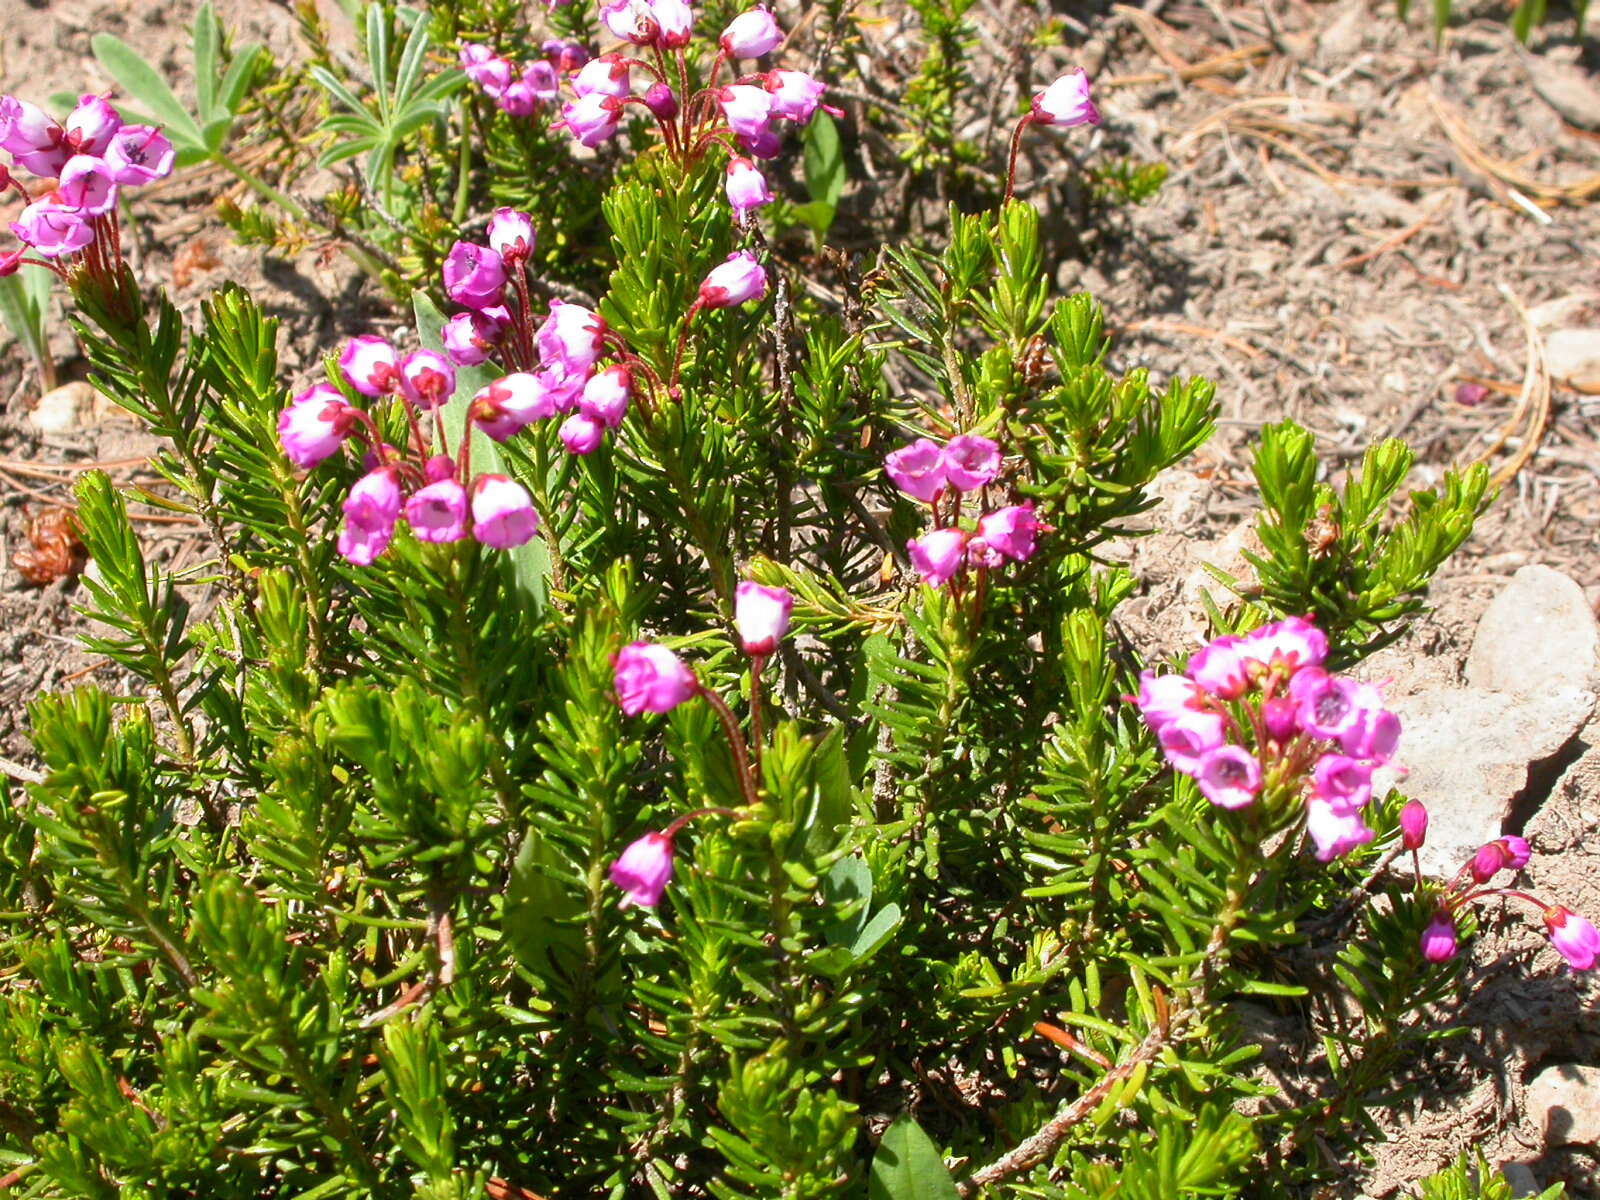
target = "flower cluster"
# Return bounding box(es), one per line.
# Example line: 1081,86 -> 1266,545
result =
1399,807 -> 1600,972
460,40 -> 587,117
884,435 -> 1044,587
606,580 -> 794,908
462,1 -> 832,227
0,92 -> 173,274
1135,618 -> 1401,861
436,208 -> 640,457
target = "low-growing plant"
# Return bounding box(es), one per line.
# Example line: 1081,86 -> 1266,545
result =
0,2 -> 1584,1197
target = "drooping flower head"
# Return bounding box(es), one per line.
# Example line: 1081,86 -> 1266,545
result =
1195,745 -> 1261,810
1545,906 -> 1600,971
1031,69 -> 1099,128
340,336 -> 400,397
579,365 -> 631,429
613,642 -> 697,715
102,125 -> 175,185
725,157 -> 774,224
884,438 -> 947,503
277,384 -> 356,468
609,831 -> 676,908
907,527 -> 968,588
722,6 -> 783,57
734,582 -> 793,655
1421,909 -> 1458,963
398,350 -> 456,412
469,373 -> 558,441
487,207 -> 535,262
442,240 -> 507,309
975,504 -> 1044,564
405,479 -> 469,543
698,251 -> 767,308
337,467 -> 402,566
470,474 -> 539,549
941,434 -> 1001,492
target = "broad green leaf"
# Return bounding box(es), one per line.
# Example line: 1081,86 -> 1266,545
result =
804,112 -> 846,209
193,2 -> 220,121
91,33 -> 206,150
869,1116 -> 960,1200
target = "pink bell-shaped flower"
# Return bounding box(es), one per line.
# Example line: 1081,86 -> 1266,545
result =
722,6 -> 783,58
405,479 -> 469,543
1031,69 -> 1099,128
698,251 -> 768,308
277,384 -> 355,468
613,642 -> 697,715
337,467 -> 402,566
470,474 -> 540,549
734,581 -> 793,655
609,831 -> 676,908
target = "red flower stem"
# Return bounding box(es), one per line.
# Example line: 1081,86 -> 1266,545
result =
696,684 -> 759,809
749,654 -> 766,775
1004,116 -> 1033,204
663,805 -> 744,839
620,56 -> 667,82
1458,887 -> 1549,912
668,302 -> 702,396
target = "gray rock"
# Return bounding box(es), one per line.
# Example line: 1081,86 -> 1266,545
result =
1499,1161 -> 1541,1197
1527,1063 -> 1600,1148
1380,685 -> 1594,876
1467,565 -> 1599,694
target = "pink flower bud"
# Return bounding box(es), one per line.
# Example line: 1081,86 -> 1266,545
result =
442,311 -> 506,366
644,83 -> 679,121
718,85 -> 775,142
469,373 -> 558,441
1261,696 -> 1300,742
907,527 -> 967,587
0,96 -> 62,157
339,336 -> 400,396
1186,636 -> 1249,699
941,434 -> 1001,492
698,250 -> 767,308
1195,745 -> 1261,810
1399,800 -> 1428,851
64,94 -> 121,156
470,474 -> 540,549
57,156 -> 117,215
424,455 -> 456,484
1031,69 -> 1099,128
1304,796 -> 1374,862
724,157 -> 773,224
1421,909 -> 1457,963
405,479 -> 469,543
277,384 -> 355,468
573,54 -> 631,98
609,831 -> 675,908
337,467 -> 401,566
499,79 -> 539,118
1545,906 -> 1600,971
102,125 -> 174,185
398,350 -> 456,411
461,45 -> 514,97
559,412 -> 606,455
735,581 -> 793,655
0,249 -> 22,277
538,300 -> 607,370
579,365 -> 631,429
1310,753 -> 1372,811
1499,835 -> 1531,870
764,70 -> 829,124
1470,842 -> 1507,884
1156,708 -> 1227,775
443,240 -> 507,310
975,504 -> 1044,563
542,39 -> 590,73
488,207 -> 535,261
738,127 -> 782,160
613,641 -> 697,715
9,194 -> 92,257
722,6 -> 783,57
884,438 -> 947,503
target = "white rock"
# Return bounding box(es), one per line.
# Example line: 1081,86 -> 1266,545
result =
1380,685 -> 1595,876
1527,1063 -> 1600,1148
27,381 -> 98,433
1545,328 -> 1600,393
1467,565 -> 1600,693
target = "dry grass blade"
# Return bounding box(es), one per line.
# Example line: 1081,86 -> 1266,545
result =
1172,95 -> 1359,156
1427,90 -> 1600,208
1336,195 -> 1455,271
1469,285 -> 1552,490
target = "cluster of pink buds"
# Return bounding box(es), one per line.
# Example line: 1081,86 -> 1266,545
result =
1135,618 -> 1401,860
523,1 -> 832,227
277,326 -> 542,564
438,208 -> 640,456
0,92 -> 172,282
885,434 -> 1045,587
1398,804 -> 1600,972
1004,69 -> 1100,202
607,579 -> 794,909
460,40 -> 590,117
